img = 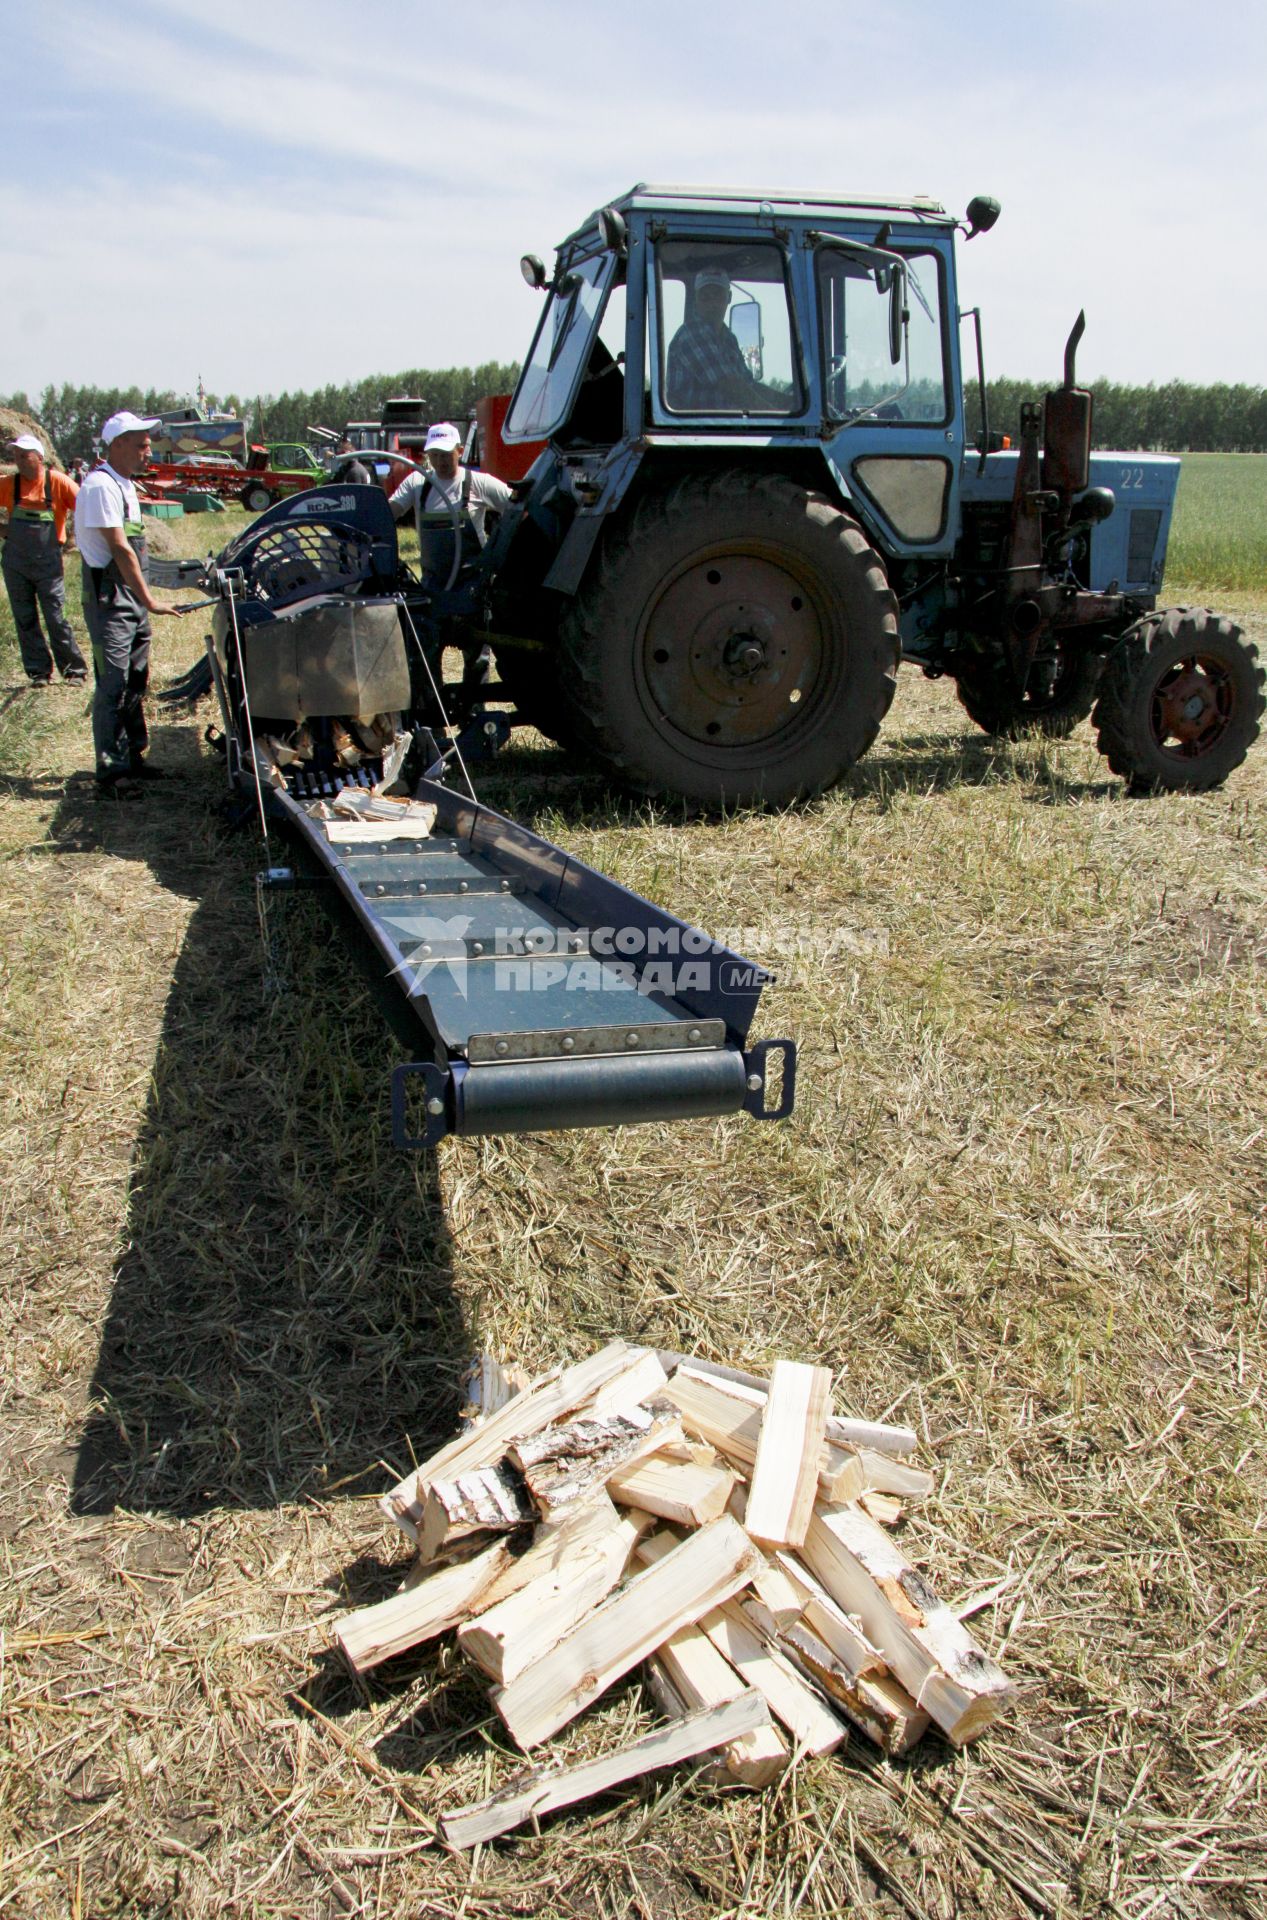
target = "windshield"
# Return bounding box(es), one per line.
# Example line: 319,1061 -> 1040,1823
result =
817,247 -> 947,426
506,251 -> 616,441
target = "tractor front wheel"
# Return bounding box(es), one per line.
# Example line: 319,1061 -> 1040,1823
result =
557,472 -> 899,807
244,484 -> 273,513
953,642 -> 1102,740
1091,608 -> 1264,793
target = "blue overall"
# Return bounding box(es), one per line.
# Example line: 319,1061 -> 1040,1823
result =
82,492 -> 151,778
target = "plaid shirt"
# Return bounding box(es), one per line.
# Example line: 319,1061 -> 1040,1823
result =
666,319 -> 759,411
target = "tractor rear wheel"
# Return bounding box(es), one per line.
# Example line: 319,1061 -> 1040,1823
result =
1091,608 -> 1264,793
953,642 -> 1102,739
556,472 -> 899,806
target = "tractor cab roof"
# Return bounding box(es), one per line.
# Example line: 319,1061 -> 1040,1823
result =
559,184 -> 951,251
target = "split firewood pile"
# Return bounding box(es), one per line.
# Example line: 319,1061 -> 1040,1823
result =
330,1341 -> 1017,1848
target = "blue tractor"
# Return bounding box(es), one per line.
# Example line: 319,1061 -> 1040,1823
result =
471,184 -> 1262,804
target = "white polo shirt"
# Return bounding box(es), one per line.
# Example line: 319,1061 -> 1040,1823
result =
74,463 -> 142,569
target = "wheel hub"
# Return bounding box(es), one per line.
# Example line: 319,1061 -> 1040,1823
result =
641,553 -> 823,747
1152,657 -> 1233,755
723,632 -> 767,678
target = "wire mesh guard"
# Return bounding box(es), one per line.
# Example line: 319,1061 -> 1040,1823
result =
245,520 -> 378,610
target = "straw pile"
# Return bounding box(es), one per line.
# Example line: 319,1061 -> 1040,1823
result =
329,1341 -> 1017,1847
0,404 -> 61,468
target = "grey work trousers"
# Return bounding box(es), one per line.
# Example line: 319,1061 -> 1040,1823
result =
2,539 -> 87,682
83,565 -> 152,777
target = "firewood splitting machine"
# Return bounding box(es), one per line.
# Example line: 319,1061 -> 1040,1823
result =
155,482 -> 795,1149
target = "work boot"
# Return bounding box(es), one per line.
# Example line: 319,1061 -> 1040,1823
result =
96,770 -> 142,799
127,756 -> 167,780
27,676 -> 52,689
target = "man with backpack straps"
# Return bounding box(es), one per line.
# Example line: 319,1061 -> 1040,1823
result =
1,433 -> 87,687
386,421 -> 513,543
388,422 -> 513,696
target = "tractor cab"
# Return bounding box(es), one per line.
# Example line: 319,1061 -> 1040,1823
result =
502,186 -> 966,567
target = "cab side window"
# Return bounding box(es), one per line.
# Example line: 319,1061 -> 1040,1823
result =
657,240 -> 803,416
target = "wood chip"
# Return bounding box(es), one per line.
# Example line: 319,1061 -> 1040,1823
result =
440,1694 -> 771,1848
335,1539 -> 513,1676
744,1360 -> 832,1548
494,1514 -> 762,1749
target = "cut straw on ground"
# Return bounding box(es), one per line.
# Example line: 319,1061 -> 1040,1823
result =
0,513 -> 1264,1915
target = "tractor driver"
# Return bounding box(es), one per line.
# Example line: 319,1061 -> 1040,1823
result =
666,269 -> 788,413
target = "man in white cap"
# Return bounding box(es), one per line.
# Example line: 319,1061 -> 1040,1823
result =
666,268 -> 786,412
1,432 -> 87,686
74,412 -> 189,789
387,422 -> 512,544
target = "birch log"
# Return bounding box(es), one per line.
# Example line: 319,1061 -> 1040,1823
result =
382,1341 -> 652,1538
511,1412 -> 680,1515
802,1506 -> 1016,1746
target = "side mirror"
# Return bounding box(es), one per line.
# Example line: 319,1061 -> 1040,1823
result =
963,195 -> 1001,241
888,266 -> 907,365
598,206 -> 628,255
728,298 -> 763,380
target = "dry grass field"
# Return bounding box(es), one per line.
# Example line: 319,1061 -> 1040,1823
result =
1,503 -> 1265,1918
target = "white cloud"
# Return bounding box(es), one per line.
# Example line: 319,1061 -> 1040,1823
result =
6,0 -> 1266,394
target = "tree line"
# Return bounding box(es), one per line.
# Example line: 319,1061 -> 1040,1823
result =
1,364 -> 521,464
5,370 -> 1266,460
966,379 -> 1267,452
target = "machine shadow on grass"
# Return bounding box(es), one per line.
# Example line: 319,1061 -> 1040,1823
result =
471,722 -> 1116,832
50,730 -> 468,1520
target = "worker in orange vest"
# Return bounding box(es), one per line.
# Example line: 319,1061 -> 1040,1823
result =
1,433 -> 87,685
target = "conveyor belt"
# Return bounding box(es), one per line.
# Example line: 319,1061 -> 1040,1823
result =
266,774 -> 794,1146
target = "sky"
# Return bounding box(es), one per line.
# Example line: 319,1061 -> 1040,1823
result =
4,0 -> 1265,405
